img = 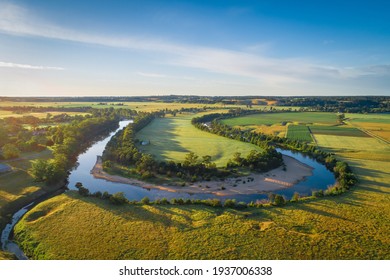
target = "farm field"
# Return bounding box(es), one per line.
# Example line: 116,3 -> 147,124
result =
286,125 -> 313,142
136,114 -> 263,167
221,112 -> 339,127
345,114 -> 390,142
309,126 -> 369,137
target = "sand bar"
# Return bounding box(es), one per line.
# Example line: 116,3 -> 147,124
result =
91,155 -> 313,196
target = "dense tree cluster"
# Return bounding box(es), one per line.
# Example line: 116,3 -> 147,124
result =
28,110 -> 130,184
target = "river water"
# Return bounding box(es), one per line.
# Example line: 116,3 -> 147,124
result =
67,120 -> 335,202
1,120 -> 335,258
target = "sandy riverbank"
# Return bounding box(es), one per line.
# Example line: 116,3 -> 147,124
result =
91,155 -> 313,196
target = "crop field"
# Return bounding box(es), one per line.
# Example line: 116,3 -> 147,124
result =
136,114 -> 263,167
221,112 -> 338,127
286,125 -> 313,142
309,126 -> 369,137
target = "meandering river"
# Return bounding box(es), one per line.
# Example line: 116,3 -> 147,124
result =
1,120 -> 335,259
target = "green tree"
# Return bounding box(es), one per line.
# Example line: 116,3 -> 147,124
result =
183,152 -> 199,167
29,159 -> 49,181
2,143 -> 20,159
110,192 -> 128,205
273,194 -> 286,206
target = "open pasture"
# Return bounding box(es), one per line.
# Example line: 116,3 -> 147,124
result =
221,112 -> 338,127
286,125 -> 313,142
345,113 -> 390,141
136,114 -> 263,167
309,126 -> 369,137
315,135 -> 390,162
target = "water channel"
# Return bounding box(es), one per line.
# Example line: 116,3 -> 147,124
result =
1,120 -> 336,259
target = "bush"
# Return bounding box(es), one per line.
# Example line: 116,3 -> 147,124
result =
291,192 -> 300,202
273,194 -> 286,206
102,191 -> 111,200
236,202 -> 248,209
110,192 -> 128,205
78,186 -> 90,197
224,199 -> 236,208
312,190 -> 324,198
141,196 -> 150,205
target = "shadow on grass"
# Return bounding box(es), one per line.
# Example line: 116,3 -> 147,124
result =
137,117 -> 190,160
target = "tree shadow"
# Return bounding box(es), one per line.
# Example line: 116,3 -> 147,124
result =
137,117 -> 189,161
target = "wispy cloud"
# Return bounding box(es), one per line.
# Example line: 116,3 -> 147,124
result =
0,61 -> 64,70
0,1 -> 386,86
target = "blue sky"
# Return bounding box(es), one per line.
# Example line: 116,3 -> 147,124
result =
0,0 -> 389,96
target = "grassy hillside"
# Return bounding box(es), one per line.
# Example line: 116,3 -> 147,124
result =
135,114 -> 263,167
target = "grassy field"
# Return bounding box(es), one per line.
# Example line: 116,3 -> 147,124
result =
286,125 -> 313,142
345,113 -> 390,142
135,114 -> 263,167
309,126 -> 369,137
221,112 -> 338,127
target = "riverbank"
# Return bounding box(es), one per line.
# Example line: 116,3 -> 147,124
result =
91,155 -> 313,196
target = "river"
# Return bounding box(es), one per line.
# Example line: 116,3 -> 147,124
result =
1,120 -> 335,259
67,120 -> 335,202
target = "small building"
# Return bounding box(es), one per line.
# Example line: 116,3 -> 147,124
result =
141,140 -> 150,146
0,164 -> 12,173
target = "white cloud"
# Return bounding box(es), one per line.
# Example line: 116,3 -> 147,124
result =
0,1 -> 387,89
0,61 -> 64,70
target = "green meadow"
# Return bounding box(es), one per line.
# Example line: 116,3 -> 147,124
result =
135,114 -> 263,167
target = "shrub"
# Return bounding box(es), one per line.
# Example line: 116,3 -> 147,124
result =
78,186 -> 90,197
110,192 -> 128,205
224,199 -> 236,208
312,190 -> 324,198
141,196 -> 150,205
273,194 -> 286,206
291,192 -> 300,202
